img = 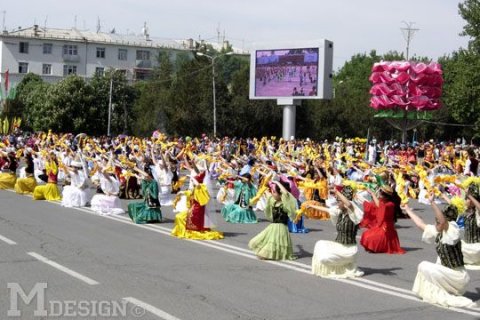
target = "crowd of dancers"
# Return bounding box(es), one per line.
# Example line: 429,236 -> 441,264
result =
1,130 -> 480,308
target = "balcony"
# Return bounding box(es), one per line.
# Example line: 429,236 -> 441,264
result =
135,59 -> 152,69
62,54 -> 80,62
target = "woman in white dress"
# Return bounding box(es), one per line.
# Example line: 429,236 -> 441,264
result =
402,199 -> 475,307
151,148 -> 173,206
310,186 -> 365,278
61,160 -> 90,207
90,168 -> 125,215
462,183 -> 480,269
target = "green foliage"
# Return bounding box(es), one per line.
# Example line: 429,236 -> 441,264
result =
459,0 -> 480,52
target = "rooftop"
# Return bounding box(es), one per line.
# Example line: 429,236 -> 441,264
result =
2,25 -> 194,51
1,25 -> 249,54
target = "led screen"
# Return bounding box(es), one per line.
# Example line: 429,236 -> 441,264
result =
254,48 -> 319,97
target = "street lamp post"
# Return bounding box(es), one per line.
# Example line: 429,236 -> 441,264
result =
196,52 -> 233,137
107,76 -> 113,137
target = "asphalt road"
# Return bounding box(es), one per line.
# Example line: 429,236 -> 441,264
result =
1,188 -> 480,319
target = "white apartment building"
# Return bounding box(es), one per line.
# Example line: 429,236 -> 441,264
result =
0,24 -> 205,85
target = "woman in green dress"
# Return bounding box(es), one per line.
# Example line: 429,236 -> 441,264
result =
248,180 -> 297,260
221,173 -> 258,223
128,166 -> 162,224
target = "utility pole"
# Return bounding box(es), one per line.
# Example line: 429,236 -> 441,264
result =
401,21 -> 419,60
2,11 -> 6,31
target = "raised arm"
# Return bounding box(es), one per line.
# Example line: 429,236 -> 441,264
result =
402,204 -> 426,231
367,188 -> 380,207
334,189 -> 353,210
431,197 -> 448,232
468,194 -> 480,211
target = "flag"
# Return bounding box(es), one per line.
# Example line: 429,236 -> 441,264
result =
4,69 -> 9,93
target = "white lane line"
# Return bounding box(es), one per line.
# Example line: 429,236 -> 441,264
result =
27,252 -> 100,286
123,297 -> 181,320
0,234 -> 17,245
17,197 -> 480,317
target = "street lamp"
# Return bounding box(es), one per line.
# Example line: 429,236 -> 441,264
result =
196,51 -> 234,137
107,75 -> 113,137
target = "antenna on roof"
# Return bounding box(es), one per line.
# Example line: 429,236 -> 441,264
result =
74,15 -> 77,29
44,15 -> 48,32
96,16 -> 101,33
142,21 -> 150,40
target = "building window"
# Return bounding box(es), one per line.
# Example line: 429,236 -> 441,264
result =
136,50 -> 150,60
42,64 -> 52,75
19,42 -> 29,54
63,45 -> 78,56
43,43 -> 53,54
118,49 -> 128,61
95,67 -> 104,76
18,62 -> 29,73
96,47 -> 106,58
63,65 -> 77,76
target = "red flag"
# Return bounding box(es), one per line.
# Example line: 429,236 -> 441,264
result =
4,69 -> 9,93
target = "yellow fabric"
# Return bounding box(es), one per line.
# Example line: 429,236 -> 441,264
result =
0,172 -> 16,190
193,185 -> 210,206
33,183 -> 61,201
171,211 -> 224,240
14,177 -> 37,194
46,161 -> 58,175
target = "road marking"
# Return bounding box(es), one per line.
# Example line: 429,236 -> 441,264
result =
123,297 -> 181,320
0,234 -> 17,245
27,252 -> 100,286
8,194 -> 480,318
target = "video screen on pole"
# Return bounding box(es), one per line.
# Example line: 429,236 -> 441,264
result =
253,47 -> 319,98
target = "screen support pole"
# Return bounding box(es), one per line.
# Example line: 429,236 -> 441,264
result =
278,98 -> 301,140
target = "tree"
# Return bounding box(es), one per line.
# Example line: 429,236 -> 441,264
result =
90,70 -> 137,136
459,0 -> 480,52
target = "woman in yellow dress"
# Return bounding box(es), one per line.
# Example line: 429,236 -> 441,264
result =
14,153 -> 37,194
171,171 -> 223,240
33,154 -> 61,201
0,151 -> 17,190
297,166 -> 330,220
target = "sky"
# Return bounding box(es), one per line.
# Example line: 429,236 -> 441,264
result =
1,0 -> 470,70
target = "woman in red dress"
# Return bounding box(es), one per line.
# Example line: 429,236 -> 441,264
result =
360,185 -> 406,254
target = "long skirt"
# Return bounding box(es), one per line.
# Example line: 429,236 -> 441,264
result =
248,223 -> 294,260
312,240 -> 363,278
171,211 -> 223,240
221,204 -> 257,223
33,183 -> 61,201
128,202 -> 162,224
360,226 -> 406,254
62,186 -> 89,207
14,176 -> 37,194
412,260 -> 475,307
0,172 -> 16,190
461,241 -> 480,270
90,194 -> 125,215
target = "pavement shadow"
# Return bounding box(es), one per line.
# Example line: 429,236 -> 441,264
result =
395,225 -> 412,229
295,245 -> 312,258
402,247 -> 422,252
305,228 -> 323,232
360,267 -> 402,276
464,288 -> 480,300
222,232 -> 248,237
